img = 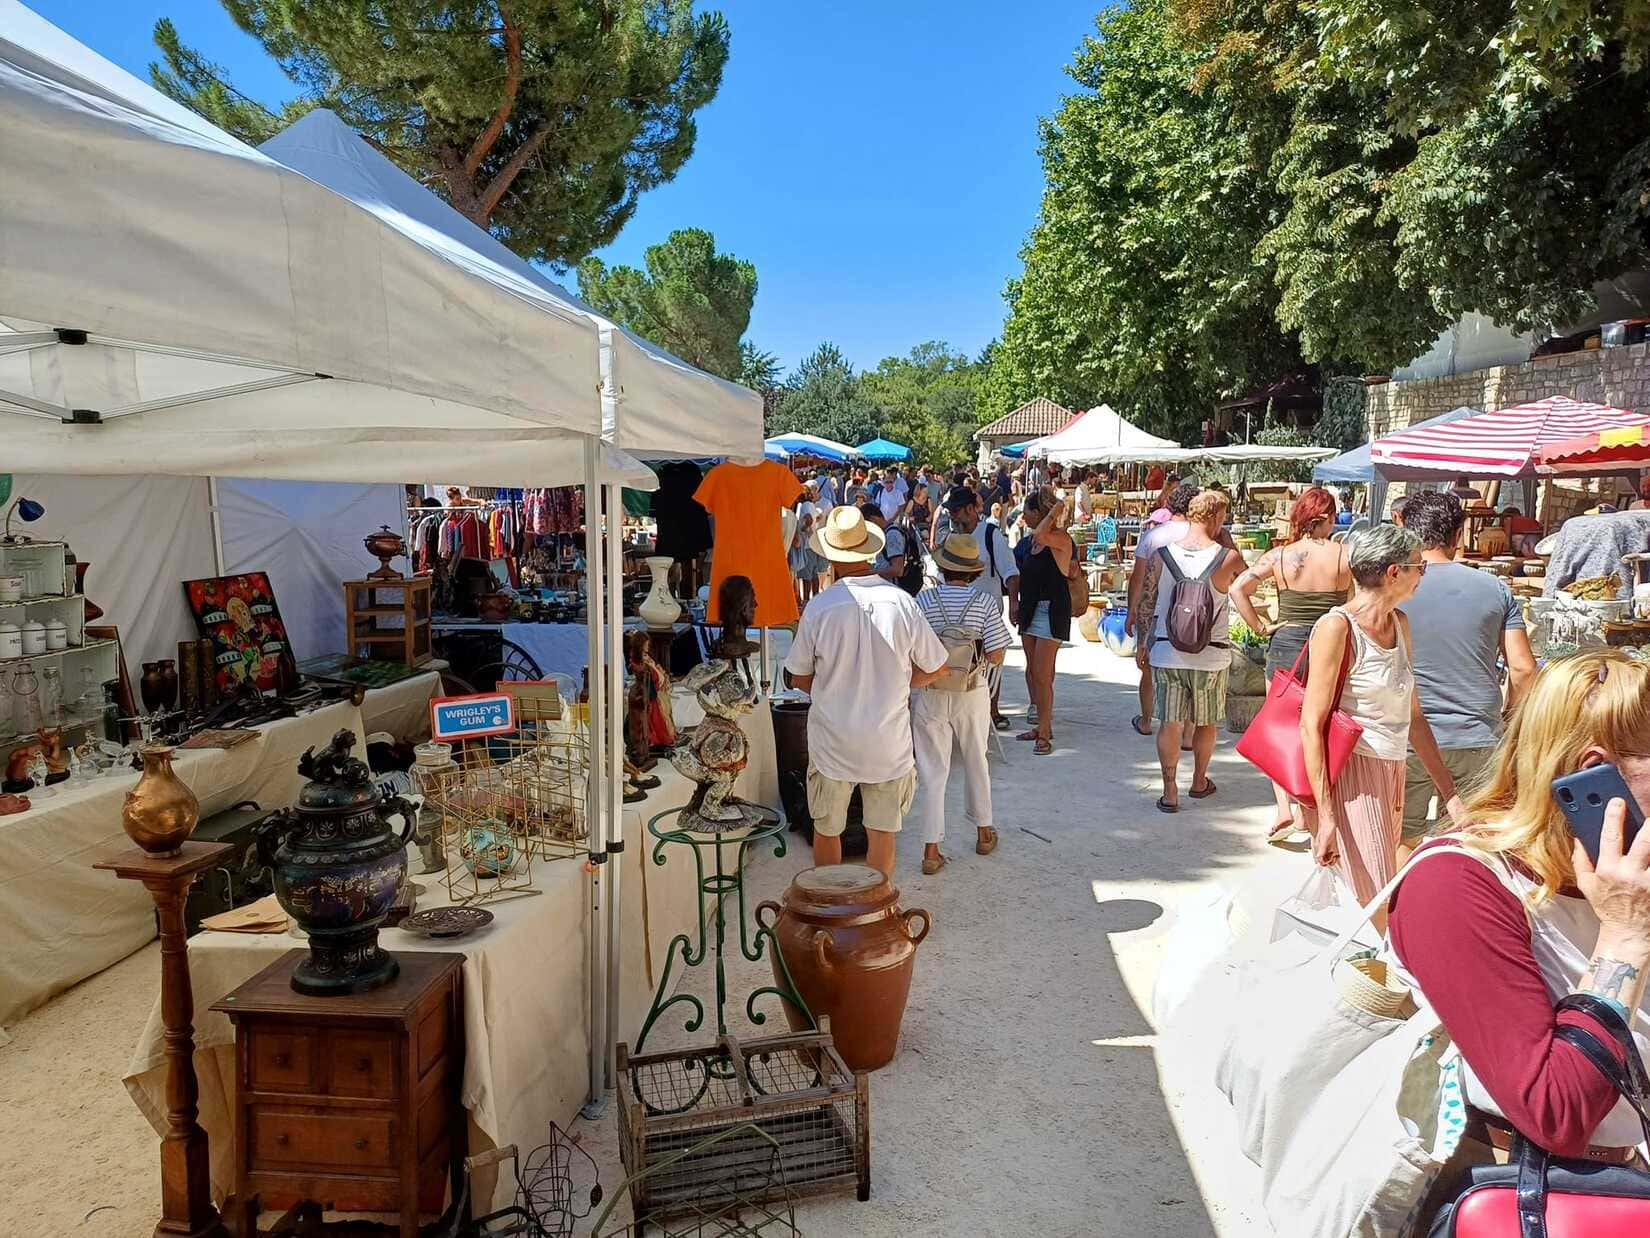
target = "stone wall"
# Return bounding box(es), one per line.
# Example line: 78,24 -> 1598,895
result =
1365,341 -> 1650,521
1365,341 -> 1650,436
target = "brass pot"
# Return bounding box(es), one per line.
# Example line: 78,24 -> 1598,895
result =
121,746 -> 199,856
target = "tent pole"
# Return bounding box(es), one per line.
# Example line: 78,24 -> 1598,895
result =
580,441 -> 608,1116
207,476 -> 226,576
603,481 -> 625,1092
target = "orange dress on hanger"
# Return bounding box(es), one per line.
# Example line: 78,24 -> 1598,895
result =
695,460 -> 804,626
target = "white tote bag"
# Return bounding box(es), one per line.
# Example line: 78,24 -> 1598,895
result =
1213,845 -> 1521,1238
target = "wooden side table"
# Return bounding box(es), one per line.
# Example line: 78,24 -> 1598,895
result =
213,950 -> 464,1238
344,576 -> 433,668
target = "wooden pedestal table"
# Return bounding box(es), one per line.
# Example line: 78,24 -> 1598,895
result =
94,840 -> 234,1238
212,950 -> 465,1238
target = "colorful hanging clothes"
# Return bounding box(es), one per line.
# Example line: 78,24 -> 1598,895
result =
695,460 -> 804,626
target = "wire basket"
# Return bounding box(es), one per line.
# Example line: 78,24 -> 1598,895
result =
428,695 -> 589,905
617,1027 -> 868,1228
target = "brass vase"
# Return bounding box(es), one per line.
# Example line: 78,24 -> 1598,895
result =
121,746 -> 199,856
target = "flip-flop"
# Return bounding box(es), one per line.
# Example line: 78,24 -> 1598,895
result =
1156,796 -> 1178,814
1033,738 -> 1053,755
1189,779 -> 1217,799
1266,820 -> 1297,844
1131,715 -> 1152,737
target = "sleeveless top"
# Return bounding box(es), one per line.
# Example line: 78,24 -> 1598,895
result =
1324,605 -> 1411,759
1277,588 -> 1344,625
1150,541 -> 1231,672
1017,538 -> 1072,640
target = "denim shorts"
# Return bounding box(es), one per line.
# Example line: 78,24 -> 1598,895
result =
1023,600 -> 1058,642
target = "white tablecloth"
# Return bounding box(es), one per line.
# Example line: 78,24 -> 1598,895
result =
123,678 -> 785,1210
0,674 -> 434,1029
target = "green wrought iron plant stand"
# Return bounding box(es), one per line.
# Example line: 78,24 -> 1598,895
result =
630,804 -> 815,1116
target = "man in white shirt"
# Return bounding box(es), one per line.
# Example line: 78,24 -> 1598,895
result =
785,506 -> 949,877
943,484 -> 1019,729
912,535 -> 1013,875
873,466 -> 907,523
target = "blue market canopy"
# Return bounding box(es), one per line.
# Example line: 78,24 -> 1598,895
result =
1313,406 -> 1480,483
764,433 -> 859,463
856,436 -> 910,462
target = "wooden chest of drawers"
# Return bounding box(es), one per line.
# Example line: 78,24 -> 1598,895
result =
213,950 -> 464,1237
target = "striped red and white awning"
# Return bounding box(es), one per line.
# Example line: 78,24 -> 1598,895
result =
1370,396 -> 1650,477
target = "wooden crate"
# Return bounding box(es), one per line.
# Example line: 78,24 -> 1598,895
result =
344,576 -> 432,667
616,1027 -> 869,1225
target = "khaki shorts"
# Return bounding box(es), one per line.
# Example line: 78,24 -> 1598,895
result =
1151,666 -> 1228,727
1401,745 -> 1496,840
806,767 -> 917,837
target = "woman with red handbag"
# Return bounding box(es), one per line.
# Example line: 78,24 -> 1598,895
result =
1389,651 -> 1650,1233
1300,524 -> 1463,915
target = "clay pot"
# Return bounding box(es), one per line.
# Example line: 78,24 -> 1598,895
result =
758,864 -> 930,1071
75,562 -> 103,621
122,746 -> 199,856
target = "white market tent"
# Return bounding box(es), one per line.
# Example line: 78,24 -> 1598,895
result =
0,0 -> 729,1110
764,432 -> 861,463
1025,404 -> 1180,465
260,109 -> 762,461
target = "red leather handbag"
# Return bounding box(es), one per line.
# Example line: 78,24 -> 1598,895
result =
1428,995 -> 1650,1238
1234,614 -> 1361,806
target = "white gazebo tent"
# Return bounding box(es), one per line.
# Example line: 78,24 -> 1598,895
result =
1025,403 -> 1181,465
0,0 -> 666,1109
256,108 -> 766,1098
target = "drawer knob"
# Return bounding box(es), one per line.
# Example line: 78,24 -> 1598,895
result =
272,1052 -> 290,1068
355,1057 -> 371,1072
275,1133 -> 290,1147
354,1137 -> 369,1151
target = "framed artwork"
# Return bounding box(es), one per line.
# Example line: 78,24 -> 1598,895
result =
183,572 -> 291,695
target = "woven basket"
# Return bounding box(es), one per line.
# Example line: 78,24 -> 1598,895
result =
1226,693 -> 1265,734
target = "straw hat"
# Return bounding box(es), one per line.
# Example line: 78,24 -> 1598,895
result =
811,505 -> 886,563
931,533 -> 986,576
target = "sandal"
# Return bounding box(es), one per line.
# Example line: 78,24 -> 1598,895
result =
1016,729 -> 1040,741
1156,796 -> 1179,814
1267,819 -> 1297,844
922,853 -> 947,876
975,827 -> 998,856
1189,779 -> 1217,799
1131,715 -> 1152,737
1033,738 -> 1053,755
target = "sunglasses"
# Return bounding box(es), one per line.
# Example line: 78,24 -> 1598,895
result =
1395,561 -> 1427,575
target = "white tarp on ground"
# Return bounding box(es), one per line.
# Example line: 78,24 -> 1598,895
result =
1028,404 -> 1182,465
260,109 -> 763,460
0,0 -> 625,484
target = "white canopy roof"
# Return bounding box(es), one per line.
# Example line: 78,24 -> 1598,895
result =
1028,404 -> 1181,465
0,1 -> 655,488
261,109 -> 762,461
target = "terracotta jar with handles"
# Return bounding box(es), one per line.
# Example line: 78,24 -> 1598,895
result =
757,863 -> 930,1071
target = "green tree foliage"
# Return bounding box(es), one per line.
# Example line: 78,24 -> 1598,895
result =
861,342 -> 981,466
765,344 -> 883,446
737,341 -> 785,421
996,0 -> 1302,444
577,228 -> 756,380
150,2 -> 729,267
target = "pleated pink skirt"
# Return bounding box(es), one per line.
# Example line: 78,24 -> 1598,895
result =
1301,749 -> 1406,903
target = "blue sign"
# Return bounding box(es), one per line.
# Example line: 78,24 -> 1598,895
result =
430,692 -> 515,742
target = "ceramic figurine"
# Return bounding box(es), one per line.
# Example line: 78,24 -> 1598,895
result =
670,657 -> 762,832
3,743 -> 39,793
35,726 -> 68,785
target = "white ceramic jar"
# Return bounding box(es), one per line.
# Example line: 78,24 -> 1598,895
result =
0,622 -> 21,659
44,619 -> 68,651
0,577 -> 22,603
19,619 -> 46,656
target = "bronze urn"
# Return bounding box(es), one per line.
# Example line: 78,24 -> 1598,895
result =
364,524 -> 407,579
257,730 -> 413,995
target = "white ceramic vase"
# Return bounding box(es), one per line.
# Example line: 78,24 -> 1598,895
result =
638,555 -> 682,630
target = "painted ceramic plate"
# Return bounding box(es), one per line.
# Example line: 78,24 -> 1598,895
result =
402,906 -> 494,939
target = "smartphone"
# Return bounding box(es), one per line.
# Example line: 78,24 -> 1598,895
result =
1552,763 -> 1646,863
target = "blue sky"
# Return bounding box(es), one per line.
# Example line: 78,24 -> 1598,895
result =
25,0 -> 1100,375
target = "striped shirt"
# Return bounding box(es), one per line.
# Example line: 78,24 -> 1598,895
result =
916,583 -> 1013,654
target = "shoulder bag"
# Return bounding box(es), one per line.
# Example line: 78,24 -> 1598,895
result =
1234,611 -> 1361,806
1427,993 -> 1650,1238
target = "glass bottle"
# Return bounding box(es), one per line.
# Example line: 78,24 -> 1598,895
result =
11,662 -> 42,734
39,664 -> 63,726
0,665 -> 14,740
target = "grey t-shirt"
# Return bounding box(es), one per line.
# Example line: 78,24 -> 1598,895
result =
1399,562 -> 1525,749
